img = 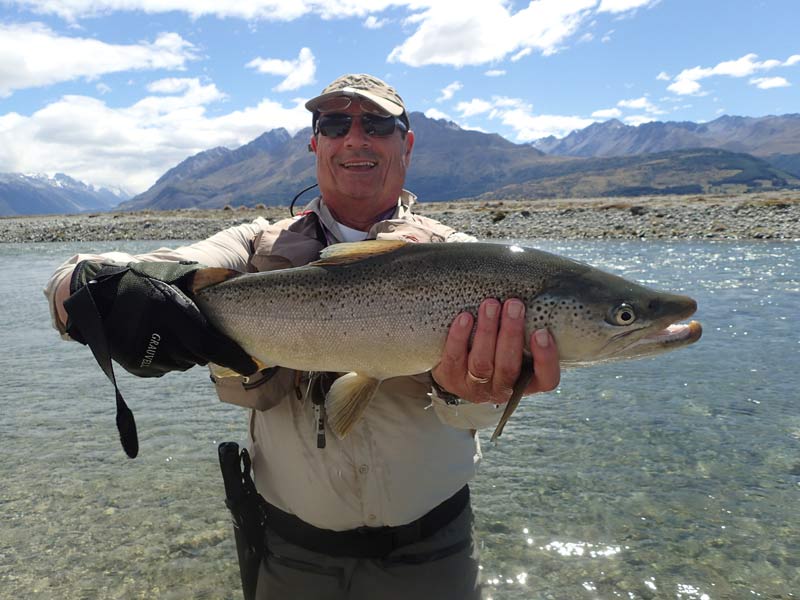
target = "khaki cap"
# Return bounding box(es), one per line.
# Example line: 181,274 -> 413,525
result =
305,73 -> 406,117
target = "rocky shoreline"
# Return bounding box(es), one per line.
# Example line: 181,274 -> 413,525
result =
2,191 -> 799,243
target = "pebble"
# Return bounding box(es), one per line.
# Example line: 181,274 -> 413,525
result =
1,192 -> 798,243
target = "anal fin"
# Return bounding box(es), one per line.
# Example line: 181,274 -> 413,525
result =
490,351 -> 534,442
326,373 -> 381,439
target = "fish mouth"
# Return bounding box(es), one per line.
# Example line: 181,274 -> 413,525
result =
623,320 -> 703,355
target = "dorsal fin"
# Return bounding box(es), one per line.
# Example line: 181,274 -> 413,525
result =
311,240 -> 409,266
190,267 -> 242,294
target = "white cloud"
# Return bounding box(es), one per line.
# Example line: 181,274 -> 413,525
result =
667,52 -> 797,96
592,107 -> 622,118
246,47 -> 316,91
437,81 -> 462,102
364,15 -> 388,29
453,95 -> 593,141
623,114 -> 655,126
0,22 -> 196,97
750,76 -> 790,89
597,0 -> 659,13
656,71 -> 670,81
786,55 -> 800,66
424,108 -> 450,120
0,83 -> 309,193
456,98 -> 493,118
484,69 -> 506,77
617,95 -> 664,114
96,82 -> 112,94
388,0 -> 598,67
6,1 -> 663,69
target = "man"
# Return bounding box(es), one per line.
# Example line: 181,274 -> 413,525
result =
45,74 -> 560,599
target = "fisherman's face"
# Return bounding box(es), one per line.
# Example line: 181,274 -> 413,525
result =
311,99 -> 414,229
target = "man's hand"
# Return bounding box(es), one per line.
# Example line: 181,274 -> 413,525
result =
63,260 -> 258,378
431,299 -> 560,404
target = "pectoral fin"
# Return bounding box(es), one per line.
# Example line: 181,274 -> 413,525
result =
490,351 -> 534,442
208,359 -> 269,380
326,373 -> 381,438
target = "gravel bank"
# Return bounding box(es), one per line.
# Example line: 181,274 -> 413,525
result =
2,192 -> 798,243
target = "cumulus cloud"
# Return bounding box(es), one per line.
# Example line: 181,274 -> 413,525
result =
592,107 -> 622,118
656,71 -> 670,81
484,69 -> 506,77
597,0 -> 659,13
750,76 -> 790,89
388,0 -> 598,67
623,114 -> 655,126
456,99 -> 493,118
0,22 -> 196,97
667,53 -> 798,96
364,15 -> 388,29
7,0 -> 661,69
246,47 -> 316,91
454,95 -> 593,141
0,81 -> 309,193
437,81 -> 462,103
617,95 -> 664,114
424,108 -> 450,120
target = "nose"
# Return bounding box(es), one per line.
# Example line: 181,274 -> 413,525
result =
343,115 -> 370,147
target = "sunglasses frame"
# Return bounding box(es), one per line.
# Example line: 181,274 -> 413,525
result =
315,113 -> 408,139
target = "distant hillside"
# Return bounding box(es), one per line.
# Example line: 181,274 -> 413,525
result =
119,112 -> 800,211
0,173 -> 128,216
476,148 -> 797,200
532,113 -> 800,177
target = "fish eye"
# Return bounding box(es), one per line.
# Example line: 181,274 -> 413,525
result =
608,303 -> 636,326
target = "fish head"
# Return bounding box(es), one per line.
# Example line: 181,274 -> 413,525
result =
540,267 -> 702,365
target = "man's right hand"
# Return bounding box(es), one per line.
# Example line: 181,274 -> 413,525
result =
63,260 -> 258,378
431,298 -> 561,405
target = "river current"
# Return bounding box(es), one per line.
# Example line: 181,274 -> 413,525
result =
1,239 -> 797,599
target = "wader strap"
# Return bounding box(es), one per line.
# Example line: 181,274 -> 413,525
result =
64,281 -> 139,458
264,485 -> 470,559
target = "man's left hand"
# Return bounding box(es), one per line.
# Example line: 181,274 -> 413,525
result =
431,298 -> 560,404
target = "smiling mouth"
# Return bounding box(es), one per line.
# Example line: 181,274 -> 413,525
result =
341,161 -> 377,169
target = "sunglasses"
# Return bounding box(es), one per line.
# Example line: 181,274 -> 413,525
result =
316,113 -> 408,138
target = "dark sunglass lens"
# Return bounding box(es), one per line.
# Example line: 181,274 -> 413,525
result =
362,114 -> 398,136
318,114 -> 352,137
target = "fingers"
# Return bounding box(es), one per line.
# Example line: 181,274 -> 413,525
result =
491,299 -> 526,400
524,329 -> 561,394
431,298 -> 562,405
466,299 -> 501,383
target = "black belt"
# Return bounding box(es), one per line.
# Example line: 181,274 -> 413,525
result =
264,485 -> 469,559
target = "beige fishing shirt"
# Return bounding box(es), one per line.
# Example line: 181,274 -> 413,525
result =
45,192 -> 505,531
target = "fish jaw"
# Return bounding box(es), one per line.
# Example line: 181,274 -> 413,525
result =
605,319 -> 703,362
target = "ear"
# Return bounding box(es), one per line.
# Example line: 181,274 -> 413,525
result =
309,135 -> 318,153
402,130 -> 415,167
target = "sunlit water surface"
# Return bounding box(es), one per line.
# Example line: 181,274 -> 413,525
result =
1,239 -> 797,600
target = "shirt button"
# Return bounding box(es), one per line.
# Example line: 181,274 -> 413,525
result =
358,464 -> 369,474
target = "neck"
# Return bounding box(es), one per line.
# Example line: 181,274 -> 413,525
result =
324,198 -> 398,231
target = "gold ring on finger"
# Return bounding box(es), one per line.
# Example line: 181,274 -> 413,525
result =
467,370 -> 491,384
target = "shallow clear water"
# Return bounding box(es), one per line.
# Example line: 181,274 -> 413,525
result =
1,239 -> 797,599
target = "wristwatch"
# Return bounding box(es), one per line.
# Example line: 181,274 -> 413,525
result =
429,373 -> 461,405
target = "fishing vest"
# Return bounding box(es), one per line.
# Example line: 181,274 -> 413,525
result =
213,199 -> 460,410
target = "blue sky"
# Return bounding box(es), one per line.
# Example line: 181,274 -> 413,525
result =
0,0 -> 797,194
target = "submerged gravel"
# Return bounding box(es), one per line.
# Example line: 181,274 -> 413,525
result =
2,192 -> 798,243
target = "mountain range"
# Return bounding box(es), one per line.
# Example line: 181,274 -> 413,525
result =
0,173 -> 128,217
3,113 -> 798,217
531,114 -> 800,177
120,112 -> 798,210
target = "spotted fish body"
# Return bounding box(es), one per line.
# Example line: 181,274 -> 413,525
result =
191,240 -> 702,438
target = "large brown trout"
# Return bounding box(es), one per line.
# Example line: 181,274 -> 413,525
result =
191,240 -> 702,440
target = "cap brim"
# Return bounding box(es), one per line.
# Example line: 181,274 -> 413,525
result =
305,87 -> 404,117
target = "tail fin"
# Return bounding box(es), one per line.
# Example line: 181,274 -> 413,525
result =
326,373 -> 381,438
